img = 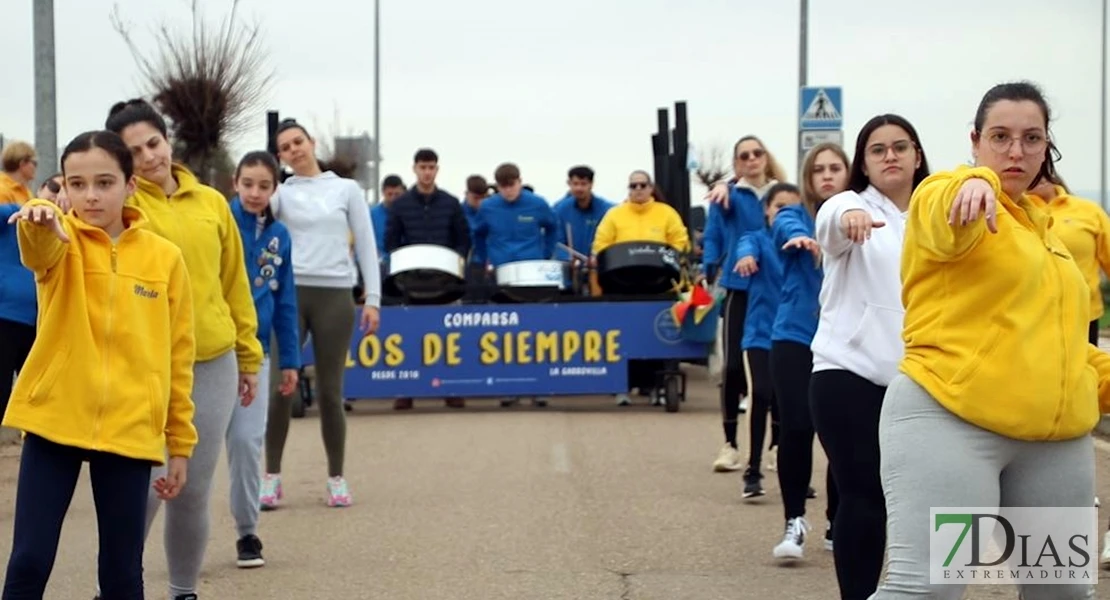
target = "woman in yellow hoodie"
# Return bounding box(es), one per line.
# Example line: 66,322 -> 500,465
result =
104,99 -> 263,600
592,170 -> 690,406
871,82 -> 1110,599
1,130 -> 197,598
0,141 -> 36,204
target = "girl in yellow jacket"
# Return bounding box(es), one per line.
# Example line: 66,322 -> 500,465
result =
871,82 -> 1110,599
1028,177 -> 1110,345
1,130 -> 197,599
104,99 -> 263,600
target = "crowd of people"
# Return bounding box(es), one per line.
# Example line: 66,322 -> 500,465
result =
0,80 -> 1109,599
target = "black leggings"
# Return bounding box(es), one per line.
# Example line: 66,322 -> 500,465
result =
3,435 -> 151,599
810,369 -> 886,600
1090,319 -> 1099,346
744,348 -> 776,472
720,290 -> 749,447
0,318 -> 35,420
770,340 -> 815,521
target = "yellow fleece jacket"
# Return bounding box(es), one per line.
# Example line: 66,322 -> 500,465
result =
129,164 -> 262,373
1027,186 -> 1110,320
0,173 -> 30,205
900,166 -> 1110,441
592,198 -> 691,255
2,200 -> 198,463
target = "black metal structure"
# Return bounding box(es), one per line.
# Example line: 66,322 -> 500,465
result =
651,101 -> 692,230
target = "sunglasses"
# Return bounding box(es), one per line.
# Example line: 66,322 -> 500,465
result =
737,149 -> 766,161
628,182 -> 651,190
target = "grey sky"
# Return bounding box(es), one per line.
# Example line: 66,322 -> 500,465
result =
0,0 -> 1103,203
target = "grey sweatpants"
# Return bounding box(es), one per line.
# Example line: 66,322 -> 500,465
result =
870,374 -> 1095,600
146,350 -> 239,598
226,355 -> 270,538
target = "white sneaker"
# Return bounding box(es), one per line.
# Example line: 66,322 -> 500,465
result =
766,447 -> 778,472
615,393 -> 631,406
738,396 -> 748,413
1101,531 -> 1110,569
773,517 -> 809,561
712,444 -> 743,472
824,522 -> 834,551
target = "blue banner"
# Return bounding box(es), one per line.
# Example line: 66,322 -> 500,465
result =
302,301 -> 711,399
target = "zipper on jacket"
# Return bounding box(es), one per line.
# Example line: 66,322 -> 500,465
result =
97,244 -> 118,444
1050,246 -> 1067,437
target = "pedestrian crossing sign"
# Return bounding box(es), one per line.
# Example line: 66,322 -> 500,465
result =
799,86 -> 843,130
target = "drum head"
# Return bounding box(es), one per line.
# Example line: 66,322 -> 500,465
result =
597,242 -> 681,295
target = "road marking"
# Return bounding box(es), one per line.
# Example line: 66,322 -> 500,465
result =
552,443 -> 571,473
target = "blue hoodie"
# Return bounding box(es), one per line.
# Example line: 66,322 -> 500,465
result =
370,202 -> 388,259
0,204 -> 37,327
735,228 -> 783,351
770,204 -> 823,346
231,199 -> 301,370
700,185 -> 767,290
553,193 -> 612,261
473,190 -> 558,267
462,201 -> 483,264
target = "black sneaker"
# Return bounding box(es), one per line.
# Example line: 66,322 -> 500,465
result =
236,534 -> 265,568
174,595 -> 199,600
806,486 -> 817,499
742,468 -> 765,498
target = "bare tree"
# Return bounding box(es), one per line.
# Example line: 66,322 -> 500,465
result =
110,0 -> 273,190
693,143 -> 732,190
311,108 -> 362,181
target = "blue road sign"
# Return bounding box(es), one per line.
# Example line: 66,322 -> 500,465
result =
799,87 -> 843,130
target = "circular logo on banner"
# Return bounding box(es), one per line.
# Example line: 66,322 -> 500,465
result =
653,308 -> 682,345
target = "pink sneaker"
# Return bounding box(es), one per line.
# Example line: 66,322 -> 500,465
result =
326,476 -> 352,507
259,474 -> 282,511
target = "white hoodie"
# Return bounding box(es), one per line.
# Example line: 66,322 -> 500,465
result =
810,186 -> 906,386
272,172 -> 382,307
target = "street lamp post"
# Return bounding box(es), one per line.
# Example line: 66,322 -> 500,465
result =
1101,0 -> 1107,210
797,0 -> 808,178
372,0 -> 381,206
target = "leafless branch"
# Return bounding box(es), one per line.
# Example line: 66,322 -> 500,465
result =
110,0 -> 273,179
694,143 -> 731,189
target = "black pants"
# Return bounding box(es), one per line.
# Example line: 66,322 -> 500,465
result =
770,340 -> 815,521
720,290 -> 749,447
810,370 -> 886,600
3,435 -> 151,600
744,348 -> 776,472
1090,319 -> 1099,346
0,318 -> 35,421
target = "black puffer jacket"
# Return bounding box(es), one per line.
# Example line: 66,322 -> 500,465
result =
384,187 -> 471,257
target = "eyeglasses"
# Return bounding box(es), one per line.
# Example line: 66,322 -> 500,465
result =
628,182 -> 651,190
867,140 -> 915,160
737,149 -> 766,162
983,131 -> 1048,156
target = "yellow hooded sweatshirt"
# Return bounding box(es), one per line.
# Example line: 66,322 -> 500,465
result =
0,172 -> 30,205
592,198 -> 690,255
900,166 -> 1110,441
2,200 -> 198,463
129,164 -> 262,373
1027,186 -> 1110,320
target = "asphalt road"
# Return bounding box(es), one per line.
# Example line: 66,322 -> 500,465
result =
0,365 -> 1108,599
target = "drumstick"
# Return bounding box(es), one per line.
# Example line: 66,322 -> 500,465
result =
557,243 -> 589,263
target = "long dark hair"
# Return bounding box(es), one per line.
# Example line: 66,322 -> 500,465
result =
848,114 -> 930,193
105,98 -> 169,139
973,81 -> 1060,190
62,131 -> 134,181
235,150 -> 280,223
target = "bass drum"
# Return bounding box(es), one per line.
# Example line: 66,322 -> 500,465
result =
495,260 -> 567,303
596,241 -> 682,295
385,244 -> 466,305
